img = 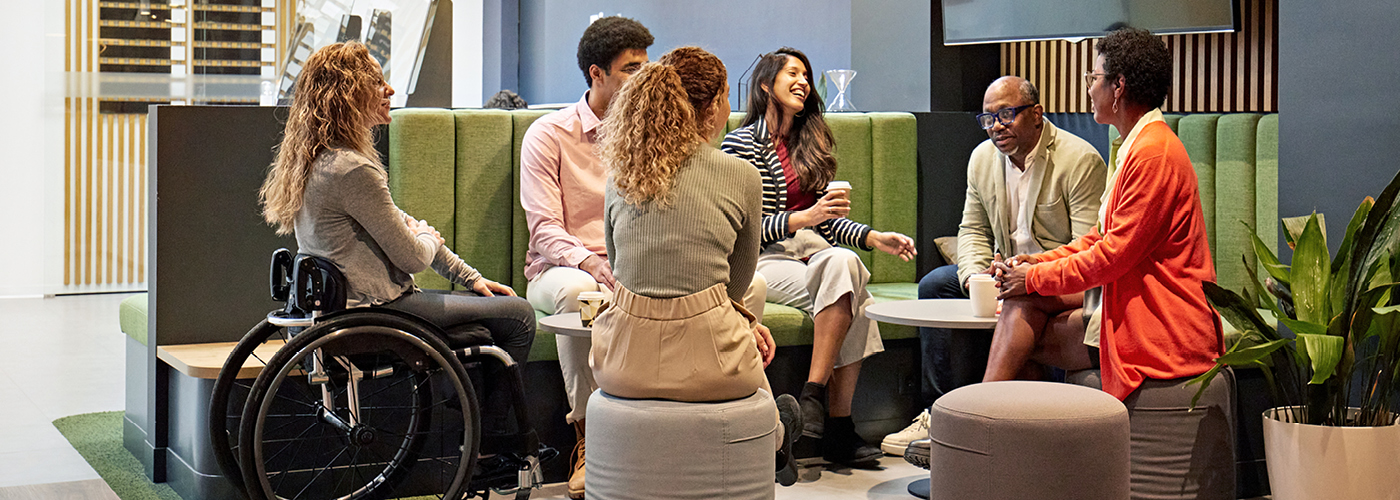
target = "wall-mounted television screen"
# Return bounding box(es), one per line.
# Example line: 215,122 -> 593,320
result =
942,0 -> 1239,45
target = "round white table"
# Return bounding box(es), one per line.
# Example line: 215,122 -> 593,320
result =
537,312 -> 592,337
865,298 -> 998,329
864,299 -> 997,500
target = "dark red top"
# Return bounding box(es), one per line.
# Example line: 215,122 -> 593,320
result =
776,137 -> 817,211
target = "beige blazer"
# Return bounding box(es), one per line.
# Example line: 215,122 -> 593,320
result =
955,120 -> 1108,288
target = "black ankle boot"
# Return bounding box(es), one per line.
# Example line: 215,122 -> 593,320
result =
798,382 -> 827,439
821,416 -> 882,465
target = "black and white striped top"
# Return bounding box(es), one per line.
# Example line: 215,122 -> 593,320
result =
720,118 -> 873,250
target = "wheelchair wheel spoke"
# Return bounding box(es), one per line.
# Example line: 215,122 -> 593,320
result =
290,446 -> 349,500
262,417 -> 321,469
355,368 -> 419,402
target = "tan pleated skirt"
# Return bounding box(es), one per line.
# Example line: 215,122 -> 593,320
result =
590,283 -> 772,402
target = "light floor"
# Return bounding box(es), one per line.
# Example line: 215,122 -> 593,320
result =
0,293 -> 930,499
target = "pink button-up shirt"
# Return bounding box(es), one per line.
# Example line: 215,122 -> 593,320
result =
520,93 -> 608,280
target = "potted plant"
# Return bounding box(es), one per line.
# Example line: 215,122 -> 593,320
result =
1190,170 -> 1400,500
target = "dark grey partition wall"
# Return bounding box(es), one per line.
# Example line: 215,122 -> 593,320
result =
149,105 -> 296,346
127,105 -> 296,483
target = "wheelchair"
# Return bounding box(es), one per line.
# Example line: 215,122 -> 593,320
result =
209,249 -> 554,500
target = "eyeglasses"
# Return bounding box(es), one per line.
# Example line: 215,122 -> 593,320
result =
1084,71 -> 1109,88
975,105 -> 1033,130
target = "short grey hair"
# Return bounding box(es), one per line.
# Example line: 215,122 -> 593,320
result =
1017,79 -> 1039,106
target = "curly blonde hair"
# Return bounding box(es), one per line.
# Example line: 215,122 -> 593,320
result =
599,46 -> 727,206
259,42 -> 385,235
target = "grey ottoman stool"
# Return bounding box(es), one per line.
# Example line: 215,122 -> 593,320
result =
585,389 -> 776,500
1068,368 -> 1237,500
927,381 -> 1130,500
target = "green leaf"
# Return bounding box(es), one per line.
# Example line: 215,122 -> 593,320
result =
1354,282 -> 1398,341
1292,214 -> 1332,324
1278,317 -> 1327,336
1342,170 -> 1400,342
1203,281 -> 1281,342
1331,197 -> 1374,275
1215,338 -> 1293,365
1187,364 -> 1224,409
1263,263 -> 1293,287
1248,221 -> 1285,268
1296,333 -> 1344,384
1368,304 -> 1400,354
1283,214 -> 1326,249
1244,254 -> 1288,319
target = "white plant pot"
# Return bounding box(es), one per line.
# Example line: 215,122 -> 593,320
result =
1262,407 -> 1400,500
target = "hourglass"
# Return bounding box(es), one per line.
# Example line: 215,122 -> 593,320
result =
825,69 -> 857,112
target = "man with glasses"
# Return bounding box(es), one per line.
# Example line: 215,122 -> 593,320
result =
881,76 -> 1107,456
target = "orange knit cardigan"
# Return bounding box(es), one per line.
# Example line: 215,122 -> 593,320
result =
1026,121 -> 1224,400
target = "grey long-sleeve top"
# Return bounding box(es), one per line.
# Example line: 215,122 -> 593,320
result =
604,145 -> 763,304
294,148 -> 482,306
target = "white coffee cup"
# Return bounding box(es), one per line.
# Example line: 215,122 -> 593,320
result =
826,180 -> 852,199
578,291 -> 607,327
968,274 -> 999,317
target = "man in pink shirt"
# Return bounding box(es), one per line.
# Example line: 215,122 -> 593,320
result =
518,17 -> 651,500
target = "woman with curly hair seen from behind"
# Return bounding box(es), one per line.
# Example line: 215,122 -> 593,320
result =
990,27 -> 1231,498
258,42 -> 535,439
722,47 -> 916,467
591,46 -> 804,486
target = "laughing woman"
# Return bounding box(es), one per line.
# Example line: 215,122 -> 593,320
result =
721,47 -> 917,466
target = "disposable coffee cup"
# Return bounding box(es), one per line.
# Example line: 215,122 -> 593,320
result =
578,291 -> 606,328
826,180 -> 852,199
968,274 -> 999,317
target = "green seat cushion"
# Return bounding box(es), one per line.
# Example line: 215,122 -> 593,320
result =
763,303 -> 814,348
120,293 -> 149,346
765,282 -> 920,347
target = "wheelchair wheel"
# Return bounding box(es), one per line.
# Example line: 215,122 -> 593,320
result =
238,311 -> 480,500
209,319 -> 294,495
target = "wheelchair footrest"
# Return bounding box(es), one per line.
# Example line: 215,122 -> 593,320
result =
467,445 -> 559,496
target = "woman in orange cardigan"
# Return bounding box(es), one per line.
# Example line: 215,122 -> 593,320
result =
989,27 -> 1223,400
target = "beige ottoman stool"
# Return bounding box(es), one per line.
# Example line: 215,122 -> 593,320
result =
585,389 -> 776,500
927,381 -> 1130,500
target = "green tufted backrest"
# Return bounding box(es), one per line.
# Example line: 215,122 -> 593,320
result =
1108,113 -> 1279,299
390,108 -> 919,291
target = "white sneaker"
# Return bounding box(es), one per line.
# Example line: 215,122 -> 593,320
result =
880,409 -> 931,456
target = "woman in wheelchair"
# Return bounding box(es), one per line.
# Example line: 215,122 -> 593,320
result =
223,41 -> 540,500
593,46 -> 804,486
258,42 -> 534,365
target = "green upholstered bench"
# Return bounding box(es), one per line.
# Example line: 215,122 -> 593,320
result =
386,109 -> 921,360
1109,113 -> 1280,341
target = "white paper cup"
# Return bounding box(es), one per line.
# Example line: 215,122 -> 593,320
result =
968,274 -> 999,317
826,180 -> 852,199
578,291 -> 606,327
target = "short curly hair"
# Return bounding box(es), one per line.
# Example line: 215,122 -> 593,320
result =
576,16 -> 654,87
1096,27 -> 1172,109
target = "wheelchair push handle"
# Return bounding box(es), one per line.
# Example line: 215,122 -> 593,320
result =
270,248 -> 293,302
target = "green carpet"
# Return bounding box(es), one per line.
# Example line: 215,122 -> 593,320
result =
52,412 -> 183,500
51,411 -> 443,500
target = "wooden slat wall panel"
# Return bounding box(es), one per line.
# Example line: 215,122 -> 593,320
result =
65,0 -> 290,286
1000,0 -> 1278,114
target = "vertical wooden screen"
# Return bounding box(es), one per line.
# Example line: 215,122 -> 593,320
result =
65,0 -> 290,287
1000,0 -> 1278,114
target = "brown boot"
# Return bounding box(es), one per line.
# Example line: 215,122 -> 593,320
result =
568,420 -> 585,499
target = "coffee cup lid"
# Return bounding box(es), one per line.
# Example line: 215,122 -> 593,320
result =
826,180 -> 851,190
969,274 -> 996,281
578,291 -> 606,300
